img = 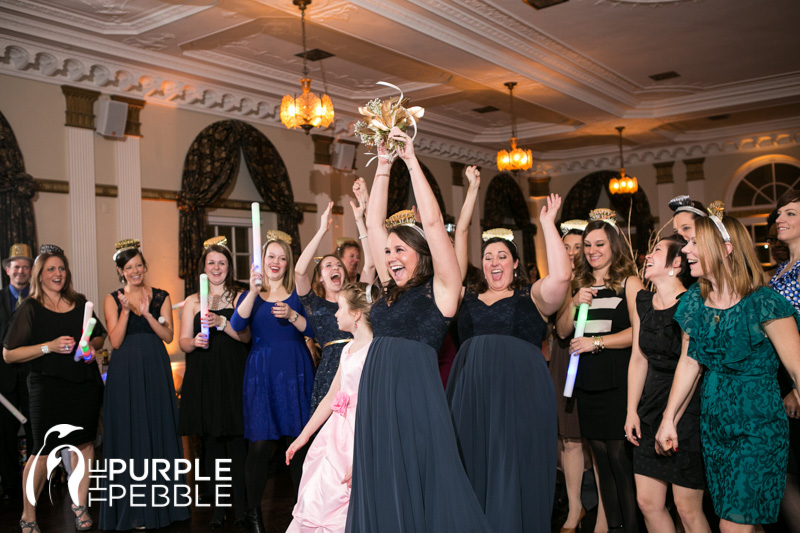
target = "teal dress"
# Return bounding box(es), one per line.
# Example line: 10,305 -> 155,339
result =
675,284 -> 798,524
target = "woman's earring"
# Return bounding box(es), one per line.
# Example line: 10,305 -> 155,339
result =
668,269 -> 674,277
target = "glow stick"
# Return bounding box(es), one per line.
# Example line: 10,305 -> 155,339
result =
199,273 -> 209,338
563,303 -> 590,398
172,301 -> 185,310
82,301 -> 94,331
0,392 -> 26,424
252,202 -> 262,286
74,317 -> 97,362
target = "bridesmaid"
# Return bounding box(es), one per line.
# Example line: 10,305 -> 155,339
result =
178,236 -> 250,529
669,195 -> 706,241
447,191 -> 570,532
100,239 -> 189,530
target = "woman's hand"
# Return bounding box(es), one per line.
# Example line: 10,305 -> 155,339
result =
465,165 -> 480,191
389,127 -> 415,161
568,336 -> 595,355
82,345 -> 97,364
200,313 -> 221,330
193,331 -> 209,349
117,290 -> 130,312
785,390 -> 800,419
539,193 -> 562,226
271,301 -> 295,321
319,201 -> 333,234
50,336 -> 76,355
138,290 -> 151,318
655,418 -> 679,456
624,412 -> 641,446
351,178 -> 369,219
376,138 -> 393,166
342,466 -> 353,488
285,435 -> 309,464
572,287 -> 596,307
249,265 -> 262,293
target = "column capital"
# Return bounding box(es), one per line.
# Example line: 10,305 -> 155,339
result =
61,85 -> 101,129
684,158 -> 706,181
528,175 -> 551,198
110,95 -> 146,137
653,161 -> 675,185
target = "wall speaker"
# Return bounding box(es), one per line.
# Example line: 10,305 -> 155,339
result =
95,99 -> 128,138
331,141 -> 356,171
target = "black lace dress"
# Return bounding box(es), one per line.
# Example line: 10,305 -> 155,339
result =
300,291 -> 352,413
346,278 -> 491,533
99,289 -> 190,530
446,285 -> 556,533
634,290 -> 704,489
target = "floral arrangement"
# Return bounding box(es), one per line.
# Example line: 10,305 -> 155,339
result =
353,82 -> 424,162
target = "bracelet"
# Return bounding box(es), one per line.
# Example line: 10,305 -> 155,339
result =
592,336 -> 605,353
216,315 -> 227,331
288,312 -> 299,323
358,234 -> 368,240
41,343 -> 50,354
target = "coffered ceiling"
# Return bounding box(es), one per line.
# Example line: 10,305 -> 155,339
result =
1,0 -> 799,172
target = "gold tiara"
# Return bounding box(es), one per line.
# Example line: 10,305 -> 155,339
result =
385,210 -> 417,229
265,230 -> 292,245
707,201 -> 725,219
204,236 -> 228,249
481,228 -> 514,242
589,208 -> 617,226
560,219 -> 588,235
337,237 -> 358,248
113,238 -> 141,261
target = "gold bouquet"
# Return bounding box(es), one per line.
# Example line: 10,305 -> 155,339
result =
354,82 -> 424,162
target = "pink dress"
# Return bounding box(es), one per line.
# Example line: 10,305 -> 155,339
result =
287,340 -> 370,533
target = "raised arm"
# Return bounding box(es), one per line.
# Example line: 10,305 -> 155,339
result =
531,194 -> 571,316
366,142 -> 392,284
296,201 -> 333,297
455,166 -> 480,281
389,128 -> 461,317
351,177 -> 376,284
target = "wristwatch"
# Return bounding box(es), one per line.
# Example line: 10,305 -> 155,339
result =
288,312 -> 299,323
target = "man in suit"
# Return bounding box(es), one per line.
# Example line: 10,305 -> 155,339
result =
0,243 -> 33,500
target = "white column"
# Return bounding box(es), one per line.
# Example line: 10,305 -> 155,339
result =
116,137 -> 143,241
67,126 -> 99,305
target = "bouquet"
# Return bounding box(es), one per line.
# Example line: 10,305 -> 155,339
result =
354,82 -> 424,163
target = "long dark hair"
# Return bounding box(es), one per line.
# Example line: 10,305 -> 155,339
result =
384,225 -> 433,305
199,244 -> 239,303
472,237 -> 529,293
30,251 -> 80,305
573,220 -> 637,295
114,248 -> 147,284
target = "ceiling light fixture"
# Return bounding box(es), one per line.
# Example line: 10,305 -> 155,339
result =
609,126 -> 638,195
280,0 -> 334,134
496,82 -> 532,172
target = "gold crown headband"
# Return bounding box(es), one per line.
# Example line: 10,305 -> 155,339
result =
337,237 -> 359,249
482,228 -> 514,242
204,236 -> 228,249
706,201 -> 731,243
113,238 -> 141,261
589,208 -> 617,226
560,219 -> 588,236
264,230 -> 292,246
385,210 -> 425,238
669,195 -> 706,218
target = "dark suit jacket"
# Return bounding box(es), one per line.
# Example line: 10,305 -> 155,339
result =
0,287 -> 22,394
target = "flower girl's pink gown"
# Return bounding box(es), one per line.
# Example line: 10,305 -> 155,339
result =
287,340 -> 370,533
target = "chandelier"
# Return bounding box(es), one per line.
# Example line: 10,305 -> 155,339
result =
609,126 -> 638,194
496,82 -> 533,172
280,0 -> 334,134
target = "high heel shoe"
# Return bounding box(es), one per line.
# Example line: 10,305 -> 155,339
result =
20,520 -> 40,533
559,506 -> 586,533
71,504 -> 93,531
244,507 -> 266,533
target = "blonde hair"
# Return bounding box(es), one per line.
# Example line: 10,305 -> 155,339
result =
573,220 -> 637,295
260,239 -> 295,295
694,215 -> 764,300
340,282 -> 374,329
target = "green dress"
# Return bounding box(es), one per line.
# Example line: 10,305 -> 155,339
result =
675,284 -> 797,524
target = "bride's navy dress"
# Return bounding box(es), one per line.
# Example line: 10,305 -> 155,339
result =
346,278 -> 491,533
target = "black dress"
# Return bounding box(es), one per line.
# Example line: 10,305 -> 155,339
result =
299,292 -> 352,414
178,307 -> 248,437
3,297 -> 104,454
634,290 -> 704,489
99,289 -> 190,530
345,278 -> 491,533
446,286 -> 556,533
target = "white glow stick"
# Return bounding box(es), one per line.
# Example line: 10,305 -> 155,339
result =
82,301 -> 94,331
74,317 -> 96,362
199,273 -> 209,338
563,303 -> 590,398
0,392 -> 26,424
252,202 -> 262,286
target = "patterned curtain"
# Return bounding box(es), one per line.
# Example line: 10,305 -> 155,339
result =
238,122 -> 302,259
178,120 -> 301,294
0,111 -> 37,279
388,159 -> 453,223
483,172 -> 537,270
560,170 -> 655,256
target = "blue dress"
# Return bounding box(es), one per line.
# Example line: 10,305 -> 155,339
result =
231,290 -> 314,441
99,288 -> 190,530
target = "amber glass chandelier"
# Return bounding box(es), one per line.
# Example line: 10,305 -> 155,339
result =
609,126 -> 639,194
496,82 -> 533,172
280,0 -> 334,134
